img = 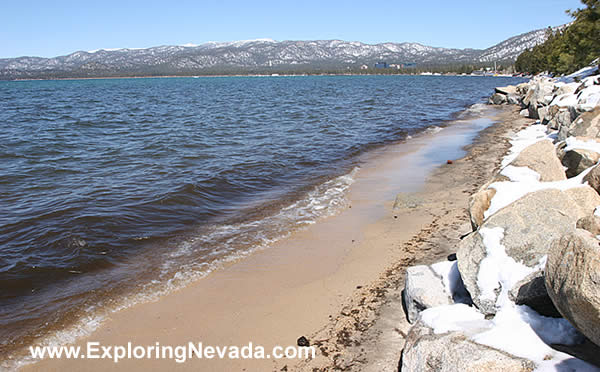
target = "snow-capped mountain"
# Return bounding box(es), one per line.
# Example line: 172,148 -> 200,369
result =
0,27 -> 558,80
478,26 -> 563,62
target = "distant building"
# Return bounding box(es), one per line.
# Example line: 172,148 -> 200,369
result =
360,64 -> 369,70
381,62 -> 417,70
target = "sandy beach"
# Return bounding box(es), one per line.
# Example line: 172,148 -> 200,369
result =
19,104 -> 531,372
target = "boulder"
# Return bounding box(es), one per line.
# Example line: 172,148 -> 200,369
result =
555,140 -> 567,161
457,188 -> 598,315
526,80 -> 555,108
508,270 -> 561,317
538,106 -> 549,124
557,125 -> 570,142
516,83 -> 531,95
495,86 -> 518,96
510,139 -> 566,182
562,148 -> 600,178
469,188 -> 496,231
523,87 -> 536,107
404,265 -> 452,323
568,107 -> 600,138
536,83 -> 556,106
576,214 -> 600,235
554,107 -> 578,139
545,229 -> 600,347
564,186 -> 600,215
489,93 -> 508,105
528,104 -> 539,120
519,109 -> 529,117
555,82 -> 579,97
468,175 -> 510,230
544,105 -> 560,126
583,164 -> 600,194
507,94 -> 520,105
401,320 -> 536,372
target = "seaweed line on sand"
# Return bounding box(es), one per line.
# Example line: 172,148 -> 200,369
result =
280,106 -> 532,372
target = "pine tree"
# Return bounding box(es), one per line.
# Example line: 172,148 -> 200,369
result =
515,0 -> 599,74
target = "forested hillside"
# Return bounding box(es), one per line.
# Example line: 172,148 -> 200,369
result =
516,0 -> 599,75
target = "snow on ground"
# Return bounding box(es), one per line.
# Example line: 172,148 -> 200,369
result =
483,122 -> 599,220
420,300 -> 596,371
431,260 -> 471,304
557,65 -> 599,84
420,304 -> 486,334
550,92 -> 578,107
421,300 -> 598,371
412,74 -> 600,370
476,227 -> 545,309
484,165 -> 589,219
547,67 -> 600,109
577,84 -> 600,111
471,303 -> 593,372
501,125 -> 554,168
500,165 -> 541,182
565,136 -> 600,153
553,74 -> 600,111
430,261 -> 456,295
583,75 -> 600,88
421,236 -> 598,371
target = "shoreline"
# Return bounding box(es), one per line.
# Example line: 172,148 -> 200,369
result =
4,73 -> 520,82
296,105 -> 531,371
15,104 -> 530,371
397,71 -> 600,370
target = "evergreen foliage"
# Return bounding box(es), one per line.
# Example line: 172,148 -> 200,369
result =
515,0 -> 600,75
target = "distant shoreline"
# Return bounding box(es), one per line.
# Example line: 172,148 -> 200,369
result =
7,72 -> 518,82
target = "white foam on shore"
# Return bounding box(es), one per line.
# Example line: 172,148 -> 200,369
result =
162,168 -> 358,264
458,103 -> 489,117
6,101 -> 510,370
424,126 -> 443,134
5,167 -> 361,370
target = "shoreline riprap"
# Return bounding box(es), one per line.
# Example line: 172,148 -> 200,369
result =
400,64 -> 600,371
291,105 -> 534,371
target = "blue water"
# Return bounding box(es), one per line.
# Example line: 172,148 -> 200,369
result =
0,75 -> 524,357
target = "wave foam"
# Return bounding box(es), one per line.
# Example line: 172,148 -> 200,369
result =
4,167 -> 359,370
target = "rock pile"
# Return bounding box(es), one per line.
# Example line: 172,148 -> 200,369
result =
489,65 -> 600,138
401,66 -> 600,371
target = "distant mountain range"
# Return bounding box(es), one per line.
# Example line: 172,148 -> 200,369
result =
0,27 -> 557,80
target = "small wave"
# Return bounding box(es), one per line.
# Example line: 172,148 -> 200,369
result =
424,126 -> 444,134
160,167 -> 359,275
456,103 -> 490,119
2,167 -> 360,370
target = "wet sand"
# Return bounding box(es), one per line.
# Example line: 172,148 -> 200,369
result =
21,105 -> 531,371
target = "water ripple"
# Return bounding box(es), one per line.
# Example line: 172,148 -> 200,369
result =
0,75 -> 525,359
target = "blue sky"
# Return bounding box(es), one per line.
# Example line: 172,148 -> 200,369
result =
1,0 -> 583,58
